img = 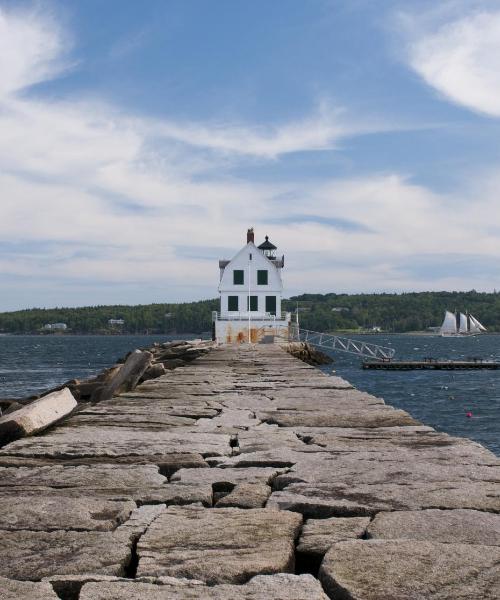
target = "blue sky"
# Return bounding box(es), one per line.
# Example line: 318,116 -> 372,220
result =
1,0 -> 500,310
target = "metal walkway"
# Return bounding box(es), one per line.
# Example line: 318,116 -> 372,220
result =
290,327 -> 396,361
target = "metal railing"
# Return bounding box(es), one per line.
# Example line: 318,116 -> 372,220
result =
290,326 -> 395,361
212,311 -> 289,322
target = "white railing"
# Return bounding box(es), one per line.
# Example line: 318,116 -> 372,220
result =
290,326 -> 395,361
212,311 -> 289,322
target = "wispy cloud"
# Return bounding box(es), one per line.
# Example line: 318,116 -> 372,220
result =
0,5 -> 69,97
400,3 -> 500,117
1,5 -> 500,309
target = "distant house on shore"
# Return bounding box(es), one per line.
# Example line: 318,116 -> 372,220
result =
108,319 -> 125,326
43,323 -> 67,330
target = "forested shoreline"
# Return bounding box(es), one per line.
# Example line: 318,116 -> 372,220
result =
0,291 -> 499,334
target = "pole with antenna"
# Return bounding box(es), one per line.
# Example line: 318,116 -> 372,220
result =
248,251 -> 252,343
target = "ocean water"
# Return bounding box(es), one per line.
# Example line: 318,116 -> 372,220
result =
0,334 -> 200,399
0,333 -> 498,455
317,334 -> 500,456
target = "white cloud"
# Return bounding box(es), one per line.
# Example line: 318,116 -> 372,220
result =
402,6 -> 500,117
1,5 -> 500,310
154,103 -> 346,158
0,6 -> 68,97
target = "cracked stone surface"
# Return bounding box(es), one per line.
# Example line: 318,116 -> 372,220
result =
297,516 -> 370,556
320,539 -> 500,599
0,344 -> 499,599
215,482 -> 271,508
0,530 -> 132,580
1,427 -> 231,460
0,496 -> 136,531
368,509 -> 500,546
171,465 -> 287,486
136,505 -> 302,584
0,577 -> 59,599
267,480 -> 500,517
80,573 -> 328,600
79,574 -> 329,599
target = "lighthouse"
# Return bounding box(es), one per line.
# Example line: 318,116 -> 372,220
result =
213,228 -> 291,343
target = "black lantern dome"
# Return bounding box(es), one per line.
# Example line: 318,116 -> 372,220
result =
258,235 -> 277,259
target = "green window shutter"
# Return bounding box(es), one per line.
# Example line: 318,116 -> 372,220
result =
265,296 -> 277,315
233,270 -> 244,285
228,296 -> 239,311
257,270 -> 268,285
247,296 -> 258,311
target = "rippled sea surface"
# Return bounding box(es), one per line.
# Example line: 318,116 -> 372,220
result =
317,334 -> 500,455
0,333 -> 498,455
0,334 -> 200,399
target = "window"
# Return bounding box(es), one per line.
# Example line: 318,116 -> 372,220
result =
265,296 -> 277,315
228,296 -> 239,311
247,296 -> 258,311
257,269 -> 268,285
233,270 -> 244,285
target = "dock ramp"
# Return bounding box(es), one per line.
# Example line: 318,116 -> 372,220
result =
290,327 -> 395,361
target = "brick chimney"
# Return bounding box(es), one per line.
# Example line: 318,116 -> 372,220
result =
247,228 -> 254,244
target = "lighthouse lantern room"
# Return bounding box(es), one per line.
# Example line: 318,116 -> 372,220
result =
213,228 -> 291,343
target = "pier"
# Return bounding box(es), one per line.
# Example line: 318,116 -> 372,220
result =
0,343 -> 499,599
364,358 -> 500,370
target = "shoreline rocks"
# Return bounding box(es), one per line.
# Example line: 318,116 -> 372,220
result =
0,388 -> 77,446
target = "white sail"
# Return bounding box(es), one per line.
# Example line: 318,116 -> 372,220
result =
440,311 -> 457,335
470,314 -> 487,332
459,313 -> 468,333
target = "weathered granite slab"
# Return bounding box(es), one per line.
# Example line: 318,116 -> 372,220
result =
268,480 -> 500,517
297,516 -> 370,556
0,427 -> 231,460
195,409 -> 260,430
215,483 -> 271,508
273,451 -> 500,489
0,577 -> 59,599
0,388 -> 77,446
69,412 -> 197,428
368,509 -> 500,546
114,504 -> 166,542
96,350 -> 152,400
0,452 -> 207,472
0,463 -> 166,489
0,482 -> 212,506
319,540 -> 500,599
44,575 -> 127,600
0,530 -> 132,580
136,506 -> 302,584
259,408 -> 419,428
266,389 -> 385,407
171,466 -> 287,486
79,574 -> 329,599
0,497 -> 135,531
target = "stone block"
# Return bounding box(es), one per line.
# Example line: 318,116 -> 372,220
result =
0,530 -> 132,580
136,506 -> 302,584
0,388 -> 76,446
215,483 -> 271,508
319,539 -> 500,599
0,577 -> 59,599
297,516 -> 370,556
368,509 -> 500,546
79,574 -> 329,599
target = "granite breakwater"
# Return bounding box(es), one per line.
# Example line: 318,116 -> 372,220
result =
0,342 -> 499,599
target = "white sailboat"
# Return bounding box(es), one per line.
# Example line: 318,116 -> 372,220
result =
440,310 -> 487,337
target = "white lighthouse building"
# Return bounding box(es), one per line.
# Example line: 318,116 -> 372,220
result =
213,228 -> 291,343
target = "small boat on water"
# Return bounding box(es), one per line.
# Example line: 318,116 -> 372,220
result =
440,310 -> 487,337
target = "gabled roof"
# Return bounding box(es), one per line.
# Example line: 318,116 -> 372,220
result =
258,236 -> 277,250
